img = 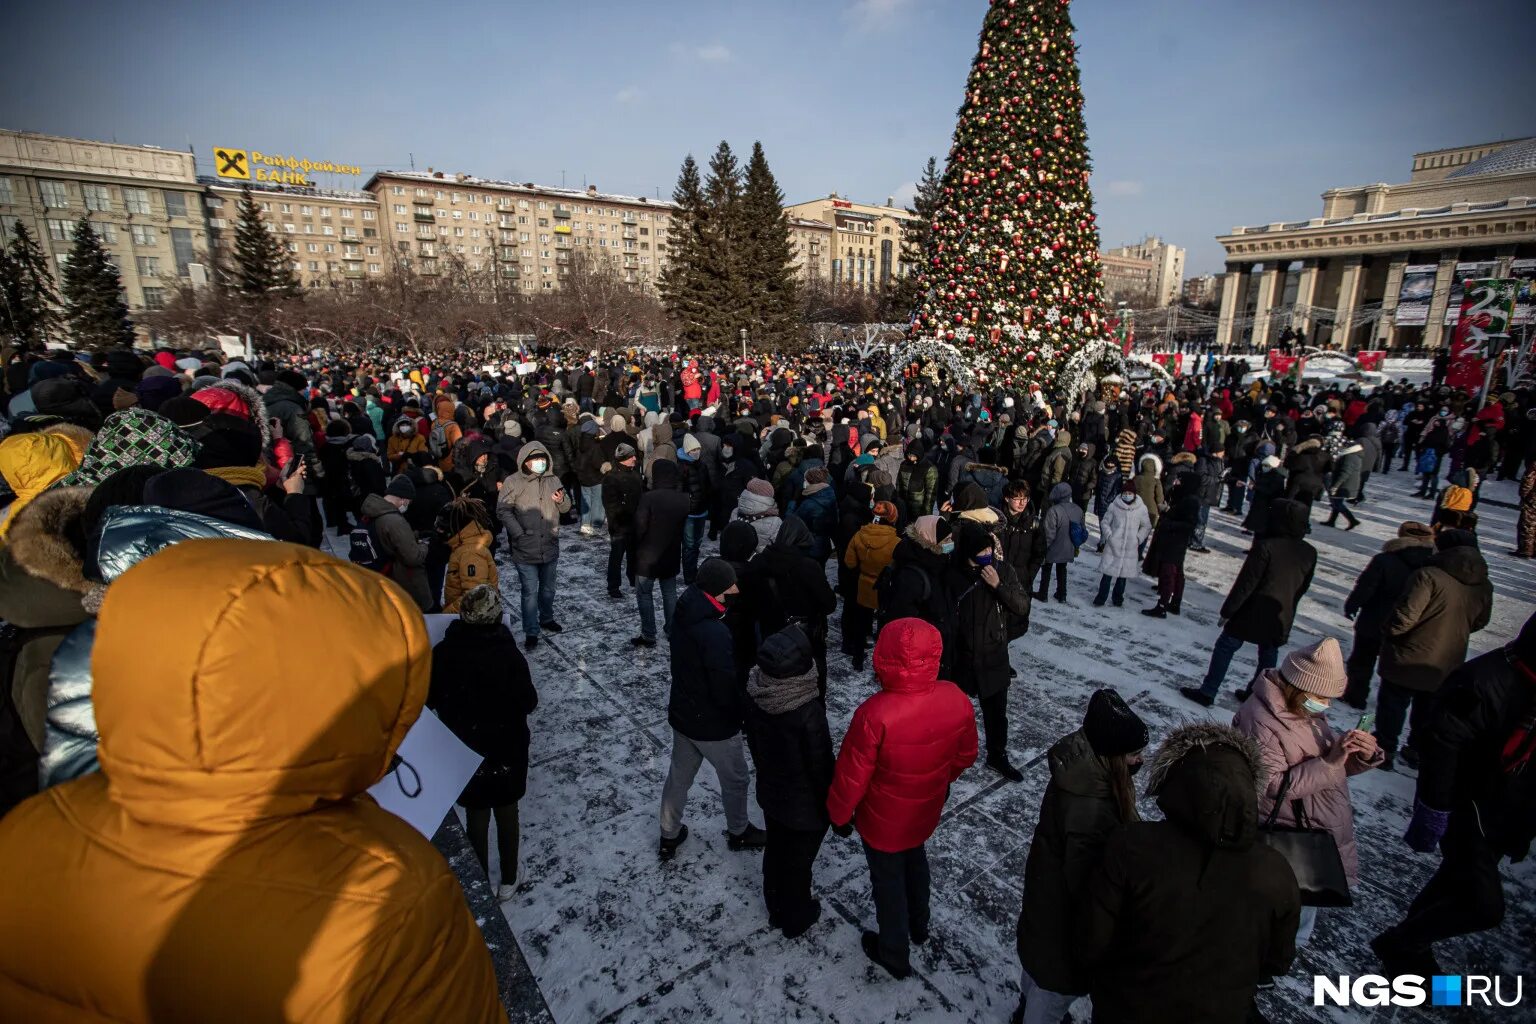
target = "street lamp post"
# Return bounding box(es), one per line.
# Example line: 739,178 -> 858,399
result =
739,327 -> 748,366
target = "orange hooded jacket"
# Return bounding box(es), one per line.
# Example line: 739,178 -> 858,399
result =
0,539 -> 505,1023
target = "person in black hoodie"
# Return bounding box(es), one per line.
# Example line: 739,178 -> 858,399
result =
741,515 -> 837,695
1140,491 -> 1199,619
426,585 -> 538,901
1341,521 -> 1437,709
1181,498 -> 1316,707
630,459 -> 690,648
1078,723 -> 1300,1024
601,443 -> 643,599
659,558 -> 766,860
743,625 -> 834,940
947,520 -> 1031,782
719,521 -> 760,685
1372,612 -> 1536,978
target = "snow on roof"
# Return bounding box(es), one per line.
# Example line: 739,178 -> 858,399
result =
367,169 -> 677,209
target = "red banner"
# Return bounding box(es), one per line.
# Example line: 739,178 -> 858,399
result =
1151,352 -> 1183,376
1270,353 -> 1298,376
1447,279 -> 1518,393
1355,350 -> 1385,372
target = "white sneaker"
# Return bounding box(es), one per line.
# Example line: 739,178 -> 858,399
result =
497,883 -> 517,902
578,525 -> 595,537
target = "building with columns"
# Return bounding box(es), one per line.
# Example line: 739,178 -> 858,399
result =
1213,137 -> 1536,351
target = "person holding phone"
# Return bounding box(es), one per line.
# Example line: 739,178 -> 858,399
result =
1233,637 -> 1383,947
496,441 -> 572,649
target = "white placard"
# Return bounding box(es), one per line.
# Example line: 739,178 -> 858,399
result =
367,707 -> 483,839
216,335 -> 244,358
516,361 -> 538,376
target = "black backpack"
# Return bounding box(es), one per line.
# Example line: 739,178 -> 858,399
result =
876,562 -> 930,629
348,516 -> 393,574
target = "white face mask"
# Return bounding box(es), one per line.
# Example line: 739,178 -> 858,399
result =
528,459 -> 548,475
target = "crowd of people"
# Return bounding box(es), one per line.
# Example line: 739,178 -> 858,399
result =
0,338 -> 1532,1023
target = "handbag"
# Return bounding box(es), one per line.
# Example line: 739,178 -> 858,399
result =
1256,767 -> 1353,908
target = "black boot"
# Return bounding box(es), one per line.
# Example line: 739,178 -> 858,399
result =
1141,604 -> 1167,619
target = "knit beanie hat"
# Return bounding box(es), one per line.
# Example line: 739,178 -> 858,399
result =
614,442 -> 637,462
1083,688 -> 1149,757
135,374 -> 183,412
745,477 -> 775,498
954,519 -> 993,561
872,500 -> 899,525
386,474 -> 417,500
1276,637 -> 1346,699
682,434 -> 702,456
694,557 -> 736,598
756,624 -> 814,678
458,584 -> 503,626
805,467 -> 828,486
61,408 -> 200,489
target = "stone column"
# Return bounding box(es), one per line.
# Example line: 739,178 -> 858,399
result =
1374,253 -> 1409,347
1291,259 -> 1320,338
1331,256 -> 1364,350
1250,263 -> 1282,350
1422,249 -> 1461,350
1494,243 -> 1518,278
1215,265 -> 1244,351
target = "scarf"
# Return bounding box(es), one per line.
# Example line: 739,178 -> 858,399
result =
204,464 -> 269,490
745,665 -> 820,716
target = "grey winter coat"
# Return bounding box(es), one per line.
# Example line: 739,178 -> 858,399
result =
1041,482 -> 1085,564
360,493 -> 431,609
41,506 -> 271,788
1328,443 -> 1364,500
497,440 -> 573,566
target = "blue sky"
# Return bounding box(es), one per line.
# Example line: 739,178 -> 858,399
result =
3,0 -> 1532,274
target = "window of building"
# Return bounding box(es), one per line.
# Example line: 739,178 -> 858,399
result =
142,286 -> 165,310
362,209 -> 375,221
98,223 -> 117,243
136,255 -> 161,276
83,184 -> 112,211
131,224 -> 158,245
47,218 -> 73,241
395,222 -> 408,233
320,207 -> 331,219
392,186 -> 405,195
341,208 -> 354,219
307,243 -> 319,253
0,178 -> 13,205
308,261 -> 320,271
324,243 -> 335,254
368,263 -> 381,273
299,205 -> 312,216
283,223 -> 296,234
366,245 -> 378,255
40,180 -> 70,208
322,225 -> 334,236
171,227 -> 194,276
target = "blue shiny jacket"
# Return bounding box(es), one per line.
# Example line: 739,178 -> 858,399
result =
41,505 -> 270,787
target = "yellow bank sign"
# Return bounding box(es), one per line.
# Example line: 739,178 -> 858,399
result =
213,147 -> 361,186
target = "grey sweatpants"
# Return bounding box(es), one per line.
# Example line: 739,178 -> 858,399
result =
659,729 -> 750,840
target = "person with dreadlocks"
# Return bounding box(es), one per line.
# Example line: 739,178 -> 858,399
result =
1372,611 -> 1536,977
440,495 -> 498,615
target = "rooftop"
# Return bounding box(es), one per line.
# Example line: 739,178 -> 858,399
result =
1447,137 -> 1536,180
366,169 -> 676,209
1222,195 -> 1535,237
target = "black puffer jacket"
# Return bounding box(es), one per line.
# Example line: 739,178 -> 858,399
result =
945,556 -> 1030,699
1343,537 -> 1435,638
1145,494 -> 1199,570
667,585 -> 741,742
1079,724 -> 1300,1024
1284,438 -> 1328,503
1220,498 -> 1316,647
1018,729 -> 1126,994
741,516 -> 837,637
601,463 -> 643,537
632,460 -> 690,579
427,620 -> 538,807
742,628 -> 834,831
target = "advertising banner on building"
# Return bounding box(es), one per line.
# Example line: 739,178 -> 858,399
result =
1445,262 -> 1501,325
1393,265 -> 1438,326
1447,278 -> 1517,392
1511,258 -> 1536,325
1355,350 -> 1385,372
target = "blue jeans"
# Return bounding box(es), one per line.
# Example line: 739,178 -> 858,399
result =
580,483 -> 605,530
636,574 -> 678,641
1199,629 -> 1278,698
1094,574 -> 1126,606
513,558 -> 558,637
681,515 -> 707,583
1190,504 -> 1211,547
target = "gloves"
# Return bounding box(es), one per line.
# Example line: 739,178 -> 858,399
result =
1403,799 -> 1450,854
832,821 -> 854,839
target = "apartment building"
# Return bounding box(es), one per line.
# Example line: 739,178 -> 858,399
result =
787,217 -> 834,284
783,193 -> 917,292
1103,235 -> 1186,306
0,129 -> 210,325
204,180 -> 383,289
364,170 -> 676,294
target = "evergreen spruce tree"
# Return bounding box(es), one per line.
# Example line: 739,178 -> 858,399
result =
658,155 -> 714,347
910,0 -> 1112,387
0,247 -> 23,342
232,186 -> 299,297
4,222 -> 63,345
61,218 -> 134,348
739,142 -> 799,348
887,156 -> 944,321
700,141 -> 746,339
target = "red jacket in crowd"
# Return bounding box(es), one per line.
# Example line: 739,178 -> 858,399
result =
826,618 -> 978,853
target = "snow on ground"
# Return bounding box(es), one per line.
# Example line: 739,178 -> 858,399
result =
483,468 -> 1534,1024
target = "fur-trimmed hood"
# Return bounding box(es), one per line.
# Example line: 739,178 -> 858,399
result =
1170,451 -> 1197,466
1137,453 -> 1163,477
904,520 -> 949,555
190,377 -> 272,449
1293,437 -> 1321,454
4,486 -> 93,595
1145,722 -> 1267,850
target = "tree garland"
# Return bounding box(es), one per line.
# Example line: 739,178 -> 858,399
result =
890,339 -> 977,389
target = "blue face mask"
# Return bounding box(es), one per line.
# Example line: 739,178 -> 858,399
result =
974,552 -> 994,567
1302,697 -> 1329,715
940,540 -> 955,555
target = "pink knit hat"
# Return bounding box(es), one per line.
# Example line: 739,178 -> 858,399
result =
745,477 -> 775,498
1277,638 -> 1346,698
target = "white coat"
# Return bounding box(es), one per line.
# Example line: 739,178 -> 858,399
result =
1097,492 -> 1152,579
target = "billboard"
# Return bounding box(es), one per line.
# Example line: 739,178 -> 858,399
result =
1447,278 -> 1517,393
1511,258 -> 1536,326
1393,264 -> 1437,326
1445,261 -> 1500,324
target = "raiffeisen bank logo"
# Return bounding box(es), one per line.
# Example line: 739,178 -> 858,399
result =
1314,974 -> 1525,1008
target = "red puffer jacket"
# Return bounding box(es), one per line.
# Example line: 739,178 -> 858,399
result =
826,617 -> 978,852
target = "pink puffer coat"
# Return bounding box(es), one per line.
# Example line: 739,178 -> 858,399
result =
1232,670 -> 1383,885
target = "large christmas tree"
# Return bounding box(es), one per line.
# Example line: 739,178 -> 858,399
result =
909,0 -> 1112,388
